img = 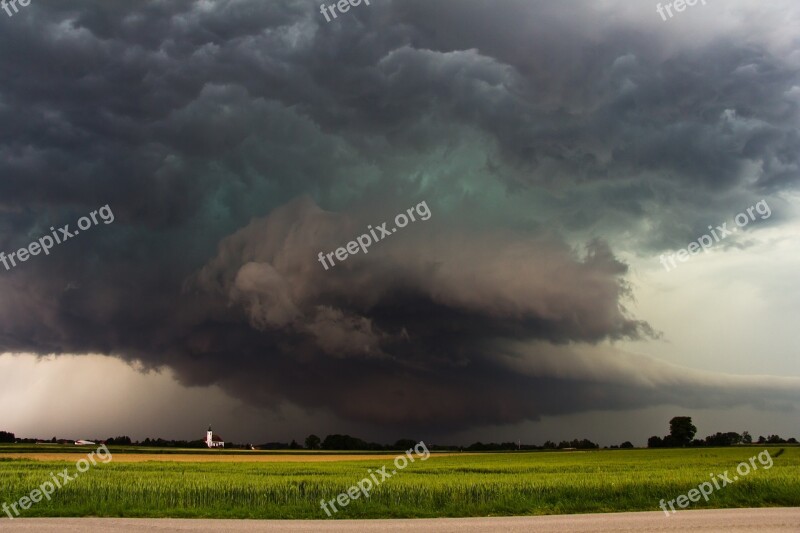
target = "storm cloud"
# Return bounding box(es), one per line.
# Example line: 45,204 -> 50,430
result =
1,0 -> 799,438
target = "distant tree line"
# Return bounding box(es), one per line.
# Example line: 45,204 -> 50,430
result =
2,419 -> 796,450
610,442 -> 635,449
647,417 -> 798,448
299,435 -> 602,451
138,437 -> 208,448
241,434 -> 607,451
754,434 -> 798,444
0,429 -> 603,450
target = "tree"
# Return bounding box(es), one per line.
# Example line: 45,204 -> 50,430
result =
0,431 -> 14,443
321,434 -> 369,450
704,432 -> 741,447
669,417 -> 697,447
394,439 -> 417,451
742,431 -> 752,444
304,434 -> 321,450
620,441 -> 634,449
647,436 -> 663,448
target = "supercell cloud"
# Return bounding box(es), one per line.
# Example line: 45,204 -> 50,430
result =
0,0 -> 799,439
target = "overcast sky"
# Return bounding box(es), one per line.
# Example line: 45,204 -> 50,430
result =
1,0 -> 799,446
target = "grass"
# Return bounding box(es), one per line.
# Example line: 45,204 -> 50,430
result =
0,445 -> 798,519
0,444 -> 399,455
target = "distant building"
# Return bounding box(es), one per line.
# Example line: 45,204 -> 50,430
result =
206,426 -> 224,448
74,440 -> 96,446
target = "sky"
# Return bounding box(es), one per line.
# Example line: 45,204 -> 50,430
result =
0,0 -> 798,447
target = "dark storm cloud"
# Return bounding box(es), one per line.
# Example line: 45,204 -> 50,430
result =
0,0 -> 798,434
182,196 -> 797,430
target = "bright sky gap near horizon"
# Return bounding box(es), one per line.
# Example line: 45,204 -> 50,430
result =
0,0 -> 799,446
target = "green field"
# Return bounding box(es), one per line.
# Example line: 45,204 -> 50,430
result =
1,445 -> 798,519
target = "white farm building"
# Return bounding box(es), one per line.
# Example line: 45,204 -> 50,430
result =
206,426 -> 224,448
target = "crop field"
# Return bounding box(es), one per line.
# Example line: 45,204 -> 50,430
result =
0,445 -> 798,519
0,452 -> 468,463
